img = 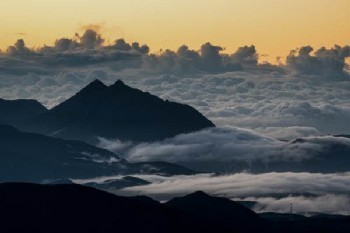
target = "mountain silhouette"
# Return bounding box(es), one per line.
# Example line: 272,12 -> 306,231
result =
0,183 -> 268,233
19,79 -> 215,144
166,191 -> 267,232
0,98 -> 47,125
2,183 -> 346,233
0,124 -> 195,183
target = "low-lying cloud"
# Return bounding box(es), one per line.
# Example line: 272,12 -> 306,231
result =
248,195 -> 350,215
115,172 -> 350,214
98,127 -> 350,173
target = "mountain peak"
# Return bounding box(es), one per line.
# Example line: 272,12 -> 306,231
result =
86,79 -> 107,89
113,79 -> 126,87
72,79 -> 107,98
24,79 -> 215,143
187,191 -> 211,198
110,79 -> 131,91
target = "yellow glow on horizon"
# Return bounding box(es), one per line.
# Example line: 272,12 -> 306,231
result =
0,0 -> 349,62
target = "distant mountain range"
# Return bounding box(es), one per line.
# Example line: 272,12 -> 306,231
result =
7,79 -> 214,144
0,125 -> 195,183
0,183 -> 348,233
0,183 -> 268,233
2,79 -> 350,178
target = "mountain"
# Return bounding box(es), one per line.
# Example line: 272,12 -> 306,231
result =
0,98 -> 47,125
0,183 -> 269,233
0,183 -> 348,233
0,125 -> 195,183
19,79 -> 215,144
166,191 -> 267,232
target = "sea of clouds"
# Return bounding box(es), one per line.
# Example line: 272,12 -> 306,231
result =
1,29 -> 350,214
1,29 -> 349,139
113,172 -> 350,215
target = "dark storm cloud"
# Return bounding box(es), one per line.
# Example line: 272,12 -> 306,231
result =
141,43 -> 259,73
230,45 -> 259,66
0,30 -> 269,75
286,45 -> 350,77
199,42 -> 224,72
2,29 -> 349,76
2,29 -> 146,69
6,39 -> 35,56
79,29 -> 105,49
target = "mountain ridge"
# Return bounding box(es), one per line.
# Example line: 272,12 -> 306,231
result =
0,98 -> 47,125
18,79 -> 215,144
0,183 -> 268,233
0,124 -> 196,183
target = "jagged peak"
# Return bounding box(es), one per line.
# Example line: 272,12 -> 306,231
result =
87,79 -> 107,88
76,79 -> 107,95
110,79 -> 129,89
114,79 -> 126,86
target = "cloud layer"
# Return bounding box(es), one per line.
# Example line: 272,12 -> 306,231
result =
97,127 -> 350,173
115,172 -> 350,215
1,29 -> 349,76
1,29 -> 350,138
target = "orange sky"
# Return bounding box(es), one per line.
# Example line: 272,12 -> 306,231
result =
0,0 -> 349,63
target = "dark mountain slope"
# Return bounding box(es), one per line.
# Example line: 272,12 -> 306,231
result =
166,191 -> 267,232
20,79 -> 214,143
0,125 -> 195,183
0,183 -> 268,233
0,183 -> 348,233
0,98 -> 47,125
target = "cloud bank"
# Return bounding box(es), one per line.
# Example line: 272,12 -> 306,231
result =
1,29 -> 350,138
97,127 -> 350,173
1,29 -> 349,76
115,172 -> 350,215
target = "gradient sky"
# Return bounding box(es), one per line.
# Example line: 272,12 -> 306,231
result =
1,0 -> 349,62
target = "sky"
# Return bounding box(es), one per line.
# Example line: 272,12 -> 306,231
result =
1,0 -> 350,62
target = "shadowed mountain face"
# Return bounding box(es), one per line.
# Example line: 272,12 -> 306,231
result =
0,183 -> 267,233
0,183 -> 348,233
166,191 -> 266,232
19,79 -> 214,144
0,125 -> 195,183
0,98 -> 47,125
